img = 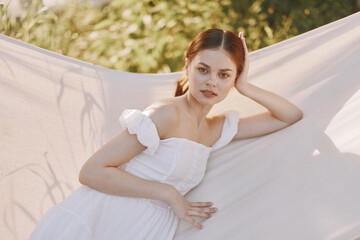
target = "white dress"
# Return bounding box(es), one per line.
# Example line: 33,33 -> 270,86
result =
29,109 -> 239,240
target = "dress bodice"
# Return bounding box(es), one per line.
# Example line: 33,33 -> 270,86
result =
119,109 -> 239,195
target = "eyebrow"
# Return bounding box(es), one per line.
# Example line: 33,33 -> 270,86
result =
199,62 -> 233,72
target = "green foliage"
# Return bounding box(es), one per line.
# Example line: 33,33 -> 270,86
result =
0,0 -> 356,73
261,0 -> 356,36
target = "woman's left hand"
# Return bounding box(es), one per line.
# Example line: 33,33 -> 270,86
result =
235,32 -> 250,94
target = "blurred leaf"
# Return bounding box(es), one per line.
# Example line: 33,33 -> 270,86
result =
94,19 -> 114,30
1,0 -> 356,73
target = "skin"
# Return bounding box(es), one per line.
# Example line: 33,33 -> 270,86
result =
79,32 -> 303,230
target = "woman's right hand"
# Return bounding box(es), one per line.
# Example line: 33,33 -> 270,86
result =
235,32 -> 250,94
167,186 -> 217,229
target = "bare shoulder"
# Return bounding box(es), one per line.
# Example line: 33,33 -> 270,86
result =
143,98 -> 180,139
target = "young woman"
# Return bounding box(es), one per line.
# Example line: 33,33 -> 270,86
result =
29,29 -> 302,240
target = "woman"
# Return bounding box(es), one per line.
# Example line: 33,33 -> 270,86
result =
29,29 -> 302,240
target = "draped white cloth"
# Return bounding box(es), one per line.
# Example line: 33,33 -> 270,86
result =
0,12 -> 359,240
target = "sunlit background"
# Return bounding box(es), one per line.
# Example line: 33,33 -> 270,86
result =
0,0 -> 358,73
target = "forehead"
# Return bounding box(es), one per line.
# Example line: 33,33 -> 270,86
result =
191,49 -> 236,70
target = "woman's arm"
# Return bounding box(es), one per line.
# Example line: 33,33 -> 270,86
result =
233,32 -> 303,140
79,129 -> 175,202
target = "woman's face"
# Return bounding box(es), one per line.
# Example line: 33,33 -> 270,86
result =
186,48 -> 237,106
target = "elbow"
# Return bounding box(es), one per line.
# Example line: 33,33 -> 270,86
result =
290,109 -> 303,124
282,109 -> 303,126
296,109 -> 303,122
79,163 -> 95,186
79,161 -> 113,188
78,166 -> 88,186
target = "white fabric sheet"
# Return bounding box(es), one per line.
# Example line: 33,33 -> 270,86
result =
0,12 -> 359,240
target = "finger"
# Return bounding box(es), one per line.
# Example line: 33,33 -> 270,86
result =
202,207 -> 218,213
239,32 -> 245,40
242,39 -> 249,54
239,36 -> 248,52
185,215 -> 203,229
188,209 -> 211,219
190,202 -> 213,207
190,207 -> 217,213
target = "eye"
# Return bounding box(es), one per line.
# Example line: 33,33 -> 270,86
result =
219,73 -> 230,78
198,67 -> 208,73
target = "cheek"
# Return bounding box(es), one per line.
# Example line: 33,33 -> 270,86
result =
188,73 -> 201,93
219,79 -> 235,92
189,71 -> 207,85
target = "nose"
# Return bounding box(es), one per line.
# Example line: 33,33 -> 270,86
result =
206,73 -> 218,87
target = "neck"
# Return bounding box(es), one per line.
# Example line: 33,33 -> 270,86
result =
182,91 -> 213,128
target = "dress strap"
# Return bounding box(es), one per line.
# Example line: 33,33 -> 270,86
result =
211,110 -> 239,152
119,109 -> 160,155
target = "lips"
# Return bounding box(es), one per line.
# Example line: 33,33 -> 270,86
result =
201,89 -> 217,97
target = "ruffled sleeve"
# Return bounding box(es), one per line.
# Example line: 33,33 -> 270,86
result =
119,109 -> 160,155
211,110 -> 239,152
